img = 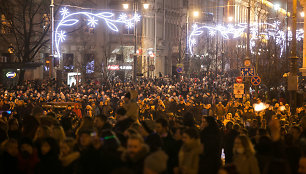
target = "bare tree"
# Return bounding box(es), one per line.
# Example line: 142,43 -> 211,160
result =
0,0 -> 64,83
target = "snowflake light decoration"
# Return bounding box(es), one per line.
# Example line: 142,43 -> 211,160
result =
60,7 -> 69,17
58,30 -> 66,42
126,21 -> 134,29
119,14 -> 128,21
55,7 -> 141,59
88,17 -> 98,28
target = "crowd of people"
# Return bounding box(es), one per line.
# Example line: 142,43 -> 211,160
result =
0,74 -> 305,174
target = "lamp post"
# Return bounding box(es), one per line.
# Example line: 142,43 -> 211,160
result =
50,0 -> 55,79
288,0 -> 299,110
300,0 -> 306,76
124,0 -> 148,82
185,7 -> 199,77
244,0 -> 251,95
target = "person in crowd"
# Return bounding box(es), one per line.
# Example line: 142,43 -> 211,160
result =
123,91 -> 139,121
200,116 -> 222,174
176,127 -> 202,174
94,114 -> 112,133
99,130 -> 123,174
59,138 -> 80,174
121,134 -> 149,174
52,125 -> 66,143
0,75 -> 304,174
73,104 -> 82,119
299,156 -> 306,174
0,139 -> 19,174
224,123 -> 240,164
218,165 -> 239,174
36,137 -> 62,174
17,137 -> 40,174
232,135 -> 260,174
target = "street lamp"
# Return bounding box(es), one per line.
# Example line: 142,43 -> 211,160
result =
274,4 -> 281,11
143,3 -> 150,10
193,11 -> 200,18
288,0 -> 298,111
123,0 -> 148,81
185,10 -> 199,76
228,16 -> 233,22
301,11 -> 305,17
123,4 -> 129,10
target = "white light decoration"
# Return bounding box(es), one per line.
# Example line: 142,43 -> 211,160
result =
88,17 -> 98,28
58,30 -> 66,42
60,7 -> 69,17
189,22 -> 304,57
55,7 -> 141,59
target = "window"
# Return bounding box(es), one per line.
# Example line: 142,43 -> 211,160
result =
63,53 -> 74,70
85,54 -> 94,73
1,14 -> 11,34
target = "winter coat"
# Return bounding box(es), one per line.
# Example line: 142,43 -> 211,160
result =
121,144 -> 149,174
233,154 -> 260,174
178,139 -> 203,174
124,101 -> 139,121
17,150 -> 40,174
35,154 -> 62,174
60,152 -> 80,174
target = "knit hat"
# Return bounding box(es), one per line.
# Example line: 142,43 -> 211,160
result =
144,150 -> 168,173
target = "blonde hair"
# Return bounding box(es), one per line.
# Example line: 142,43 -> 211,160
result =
236,135 -> 255,155
52,125 -> 66,143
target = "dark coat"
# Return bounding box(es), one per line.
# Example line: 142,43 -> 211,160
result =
224,129 -> 240,164
199,127 -> 222,174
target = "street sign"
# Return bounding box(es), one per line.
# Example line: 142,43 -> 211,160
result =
251,76 -> 261,86
244,59 -> 251,67
235,94 -> 243,98
236,76 -> 243,83
177,64 -> 183,68
234,83 -> 244,95
177,67 -> 183,73
241,67 -> 255,77
6,72 -> 16,79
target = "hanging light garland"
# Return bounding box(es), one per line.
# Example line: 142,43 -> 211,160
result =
189,22 -> 304,57
55,7 -> 141,59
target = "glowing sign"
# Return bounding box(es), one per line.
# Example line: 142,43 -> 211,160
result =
67,72 -> 81,87
107,65 -> 133,70
120,66 -> 132,70
108,65 -> 120,70
55,7 -> 141,60
6,72 -> 16,79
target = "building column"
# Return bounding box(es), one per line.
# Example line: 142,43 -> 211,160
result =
300,0 -> 306,76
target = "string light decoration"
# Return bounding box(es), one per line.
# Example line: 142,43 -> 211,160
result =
189,22 -> 304,57
55,7 -> 141,59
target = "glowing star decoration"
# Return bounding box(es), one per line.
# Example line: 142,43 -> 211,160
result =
60,7 -> 69,17
88,17 -> 98,28
190,38 -> 196,45
58,30 -> 66,42
119,14 -> 128,21
188,22 -> 304,57
126,21 -> 134,29
134,13 -> 141,23
55,7 -> 141,59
